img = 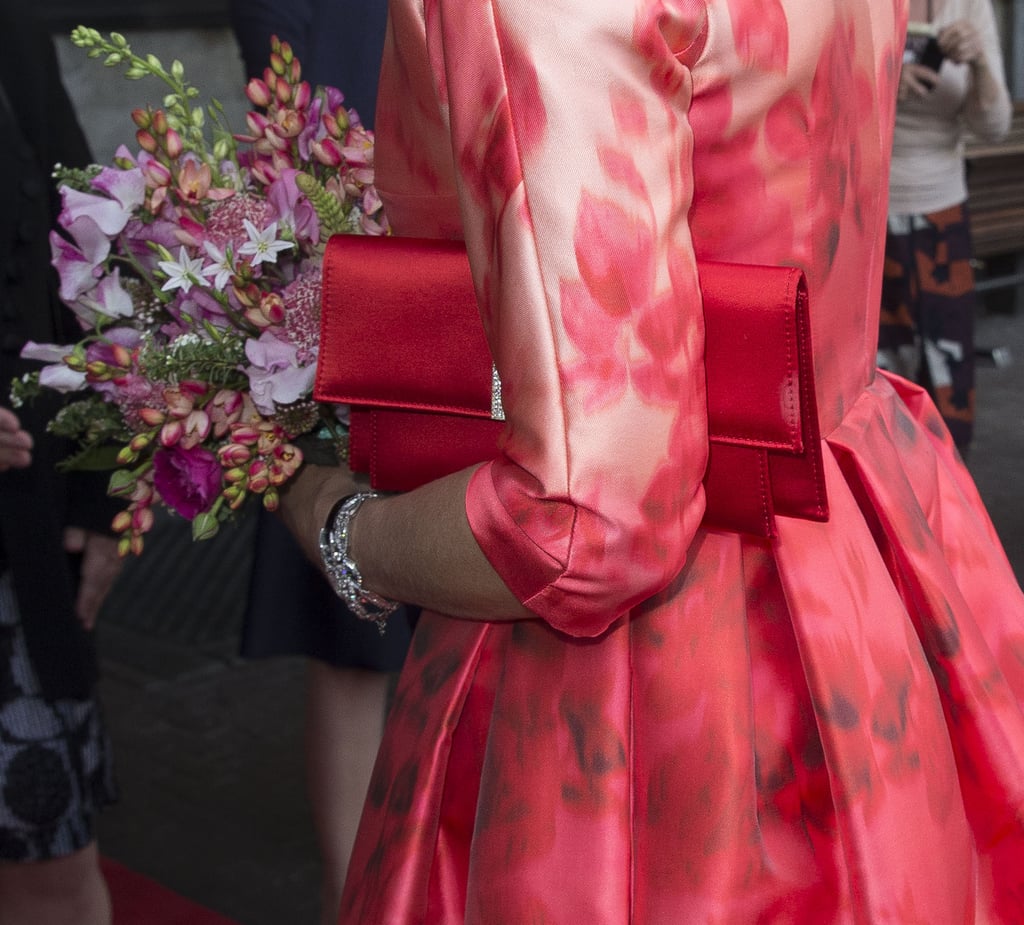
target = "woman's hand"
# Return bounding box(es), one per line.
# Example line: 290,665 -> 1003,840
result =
0,407 -> 32,471
898,61 -> 941,99
63,528 -> 124,630
937,19 -> 984,66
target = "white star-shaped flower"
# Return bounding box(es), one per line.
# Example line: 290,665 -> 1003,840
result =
201,241 -> 236,291
158,247 -> 206,294
238,219 -> 295,266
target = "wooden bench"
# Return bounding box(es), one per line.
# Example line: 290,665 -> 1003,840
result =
965,100 -> 1024,294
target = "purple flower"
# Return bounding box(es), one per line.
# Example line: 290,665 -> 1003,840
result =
19,341 -> 86,392
90,165 -> 147,217
59,174 -> 141,240
152,444 -> 222,520
267,170 -> 319,244
50,224 -> 109,302
244,330 -> 316,415
71,268 -> 134,326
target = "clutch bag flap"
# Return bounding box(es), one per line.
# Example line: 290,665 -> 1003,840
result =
315,234 -> 828,536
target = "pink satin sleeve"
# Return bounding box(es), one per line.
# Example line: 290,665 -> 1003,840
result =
419,0 -> 712,635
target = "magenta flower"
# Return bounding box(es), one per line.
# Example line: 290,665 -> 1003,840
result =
152,444 -> 222,519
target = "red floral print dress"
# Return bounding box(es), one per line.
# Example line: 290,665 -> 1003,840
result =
339,0 -> 1024,921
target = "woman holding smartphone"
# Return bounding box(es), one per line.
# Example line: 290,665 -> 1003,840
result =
879,0 -> 1012,451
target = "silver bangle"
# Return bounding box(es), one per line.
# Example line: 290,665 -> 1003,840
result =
318,492 -> 399,635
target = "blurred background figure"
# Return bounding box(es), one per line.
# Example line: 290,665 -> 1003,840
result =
229,3 -> 407,923
879,0 -> 1012,452
0,9 -> 123,925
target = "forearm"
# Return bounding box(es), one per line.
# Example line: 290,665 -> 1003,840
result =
281,462 -> 532,622
965,57 -> 1012,137
348,468 -> 533,621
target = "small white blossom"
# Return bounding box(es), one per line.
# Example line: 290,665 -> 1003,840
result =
158,247 -> 206,294
238,219 -> 294,266
201,241 -> 235,291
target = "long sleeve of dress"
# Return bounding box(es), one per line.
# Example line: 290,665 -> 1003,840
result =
424,0 -> 712,636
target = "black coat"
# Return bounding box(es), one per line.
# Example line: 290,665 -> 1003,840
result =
0,11 -> 115,700
229,0 -> 389,128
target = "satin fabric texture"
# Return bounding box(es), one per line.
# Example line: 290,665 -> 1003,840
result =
336,0 -> 1024,921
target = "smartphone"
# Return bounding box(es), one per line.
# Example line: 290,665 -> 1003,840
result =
904,23 -> 946,72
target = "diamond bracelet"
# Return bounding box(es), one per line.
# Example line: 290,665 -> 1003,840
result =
318,491 -> 399,635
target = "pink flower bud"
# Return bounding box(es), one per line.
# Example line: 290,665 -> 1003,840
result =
312,138 -> 343,168
160,420 -> 183,446
262,488 -> 280,512
131,108 -> 151,129
246,111 -> 271,137
191,512 -> 220,541
129,534 -> 145,556
229,425 -> 260,446
133,506 -> 155,533
139,407 -> 166,427
131,480 -> 154,504
151,110 -> 168,135
110,344 -> 133,369
263,127 -> 289,152
164,129 -> 183,159
108,469 -> 138,498
223,466 -> 247,485
275,78 -> 291,105
136,129 -> 158,154
246,77 -> 272,108
292,81 -> 311,110
129,433 -> 151,453
111,510 -> 133,534
270,51 -> 286,77
218,444 -> 251,467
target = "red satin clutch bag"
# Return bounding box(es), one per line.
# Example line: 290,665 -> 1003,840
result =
314,234 -> 828,537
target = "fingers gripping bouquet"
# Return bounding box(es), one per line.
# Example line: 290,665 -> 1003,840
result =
10,29 -> 387,555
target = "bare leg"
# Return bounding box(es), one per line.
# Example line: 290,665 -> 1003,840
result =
0,841 -> 111,925
305,660 -> 391,925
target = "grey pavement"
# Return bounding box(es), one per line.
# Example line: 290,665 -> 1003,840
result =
94,295 -> 1024,925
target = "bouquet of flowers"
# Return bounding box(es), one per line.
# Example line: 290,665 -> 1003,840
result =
11,28 -> 387,555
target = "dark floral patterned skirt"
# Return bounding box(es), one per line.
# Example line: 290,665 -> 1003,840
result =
878,202 -> 979,449
0,572 -> 117,862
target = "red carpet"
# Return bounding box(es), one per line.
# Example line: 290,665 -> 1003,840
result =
101,857 -> 240,925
